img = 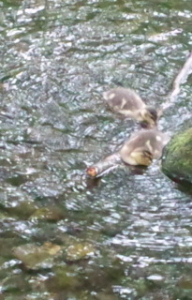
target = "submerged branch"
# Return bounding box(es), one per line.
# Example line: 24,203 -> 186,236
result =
86,152 -> 121,178
161,52 -> 192,111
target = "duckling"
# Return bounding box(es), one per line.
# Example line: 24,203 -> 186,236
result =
103,87 -> 158,128
119,129 -> 170,166
86,129 -> 169,177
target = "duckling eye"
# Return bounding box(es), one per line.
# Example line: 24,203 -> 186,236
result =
150,114 -> 157,121
140,121 -> 150,128
143,150 -> 152,159
148,109 -> 158,121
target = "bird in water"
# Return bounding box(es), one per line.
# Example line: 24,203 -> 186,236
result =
86,129 -> 170,177
103,87 -> 159,128
119,129 -> 170,166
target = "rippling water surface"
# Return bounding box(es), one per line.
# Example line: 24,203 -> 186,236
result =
1,0 -> 192,299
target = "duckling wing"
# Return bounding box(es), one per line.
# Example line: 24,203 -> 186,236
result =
103,88 -> 146,116
120,144 -> 148,165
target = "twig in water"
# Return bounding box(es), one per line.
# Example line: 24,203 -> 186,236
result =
161,52 -> 192,112
86,153 -> 121,178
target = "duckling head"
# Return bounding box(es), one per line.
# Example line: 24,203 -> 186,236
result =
139,107 -> 158,128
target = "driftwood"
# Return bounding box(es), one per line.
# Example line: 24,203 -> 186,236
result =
86,52 -> 192,178
161,52 -> 192,111
86,153 -> 121,178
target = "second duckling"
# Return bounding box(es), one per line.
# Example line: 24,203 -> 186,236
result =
103,87 -> 158,128
119,129 -> 170,166
86,129 -> 170,177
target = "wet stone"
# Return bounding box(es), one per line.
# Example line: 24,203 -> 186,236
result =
29,206 -> 65,222
47,264 -> 84,291
177,275 -> 192,289
1,273 -> 30,294
13,242 -> 61,270
162,127 -> 192,184
65,240 -> 95,262
147,274 -> 164,282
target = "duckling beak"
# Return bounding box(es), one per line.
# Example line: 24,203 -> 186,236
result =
139,109 -> 157,129
139,120 -> 156,129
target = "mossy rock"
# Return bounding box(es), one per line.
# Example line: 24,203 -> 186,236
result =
162,128 -> 192,184
13,242 -> 61,270
29,206 -> 65,221
65,241 -> 95,261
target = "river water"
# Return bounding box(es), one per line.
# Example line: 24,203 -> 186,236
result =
1,0 -> 192,299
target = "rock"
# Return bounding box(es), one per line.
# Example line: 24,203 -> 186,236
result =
147,274 -> 164,282
47,264 -> 83,291
65,241 -> 95,261
177,275 -> 192,289
162,128 -> 192,184
29,207 -> 65,221
13,242 -> 61,270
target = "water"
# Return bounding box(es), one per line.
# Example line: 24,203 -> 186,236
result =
0,0 -> 192,299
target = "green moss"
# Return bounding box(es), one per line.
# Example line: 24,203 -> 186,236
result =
48,264 -> 84,291
166,128 -> 192,155
162,128 -> 192,183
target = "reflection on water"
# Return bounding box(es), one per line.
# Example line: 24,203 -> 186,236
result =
0,0 -> 192,299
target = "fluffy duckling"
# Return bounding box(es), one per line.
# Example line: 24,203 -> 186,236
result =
86,129 -> 169,177
119,129 -> 170,166
103,87 -> 158,128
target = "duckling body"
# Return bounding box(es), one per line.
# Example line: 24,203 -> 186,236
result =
86,129 -> 170,178
119,129 -> 170,166
103,87 -> 158,128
